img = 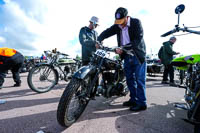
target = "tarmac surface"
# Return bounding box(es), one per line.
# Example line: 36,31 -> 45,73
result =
0,72 -> 194,133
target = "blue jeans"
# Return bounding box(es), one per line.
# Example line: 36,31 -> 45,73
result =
124,55 -> 147,106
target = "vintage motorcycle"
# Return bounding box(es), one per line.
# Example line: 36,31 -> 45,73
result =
161,4 -> 200,132
57,45 -> 130,127
27,49 -> 81,93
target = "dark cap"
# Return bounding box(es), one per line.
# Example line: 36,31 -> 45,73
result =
115,7 -> 128,24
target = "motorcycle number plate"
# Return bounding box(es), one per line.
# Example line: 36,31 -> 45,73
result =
95,49 -> 107,58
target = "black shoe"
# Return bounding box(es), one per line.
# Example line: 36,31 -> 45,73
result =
96,93 -> 101,96
130,105 -> 147,112
14,83 -> 21,87
169,82 -> 178,87
161,81 -> 169,84
123,101 -> 136,107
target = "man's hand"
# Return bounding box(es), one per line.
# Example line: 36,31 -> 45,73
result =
115,48 -> 123,54
95,43 -> 100,49
176,52 -> 180,55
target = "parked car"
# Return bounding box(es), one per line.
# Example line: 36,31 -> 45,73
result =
147,58 -> 164,75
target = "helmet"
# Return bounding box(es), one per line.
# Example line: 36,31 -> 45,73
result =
89,16 -> 99,25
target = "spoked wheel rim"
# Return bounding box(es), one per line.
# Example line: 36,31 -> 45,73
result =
30,65 -> 57,92
65,77 -> 90,122
66,92 -> 83,121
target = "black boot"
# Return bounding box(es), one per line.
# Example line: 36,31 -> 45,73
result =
14,83 -> 21,87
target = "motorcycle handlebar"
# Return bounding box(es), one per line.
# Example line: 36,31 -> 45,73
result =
161,29 -> 177,37
44,50 -> 69,58
98,45 -> 115,52
60,53 -> 69,57
98,44 -> 134,56
183,28 -> 200,35
161,26 -> 200,37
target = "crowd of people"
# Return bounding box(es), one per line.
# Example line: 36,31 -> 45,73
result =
0,7 -> 179,113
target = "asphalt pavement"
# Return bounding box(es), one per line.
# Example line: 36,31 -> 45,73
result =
0,72 -> 194,133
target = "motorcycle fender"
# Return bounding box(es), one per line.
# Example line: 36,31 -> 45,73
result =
73,65 -> 95,79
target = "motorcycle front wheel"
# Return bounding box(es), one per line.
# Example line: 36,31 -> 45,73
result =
27,64 -> 58,93
57,77 -> 90,127
194,125 -> 200,133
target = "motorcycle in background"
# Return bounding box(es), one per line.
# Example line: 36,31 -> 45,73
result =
27,49 -> 81,93
147,58 -> 164,76
161,4 -> 200,132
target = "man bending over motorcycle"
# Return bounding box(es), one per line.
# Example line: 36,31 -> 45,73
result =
97,7 -> 147,112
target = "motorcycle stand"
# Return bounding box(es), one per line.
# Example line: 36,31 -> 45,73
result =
178,85 -> 187,89
173,103 -> 189,110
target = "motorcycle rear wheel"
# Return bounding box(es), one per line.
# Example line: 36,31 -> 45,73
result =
57,77 -> 90,127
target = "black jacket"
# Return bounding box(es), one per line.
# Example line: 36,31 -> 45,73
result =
98,17 -> 146,64
0,51 -> 24,71
79,26 -> 98,62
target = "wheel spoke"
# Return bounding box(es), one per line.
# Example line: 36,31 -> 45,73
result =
28,65 -> 57,93
57,78 -> 90,127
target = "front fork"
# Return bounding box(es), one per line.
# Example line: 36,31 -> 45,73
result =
87,69 -> 100,99
77,70 -> 100,103
87,60 -> 104,99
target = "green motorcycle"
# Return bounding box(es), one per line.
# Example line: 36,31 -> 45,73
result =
161,4 -> 200,132
172,54 -> 200,85
171,54 -> 200,120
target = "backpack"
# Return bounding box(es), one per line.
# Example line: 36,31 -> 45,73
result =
158,46 -> 163,59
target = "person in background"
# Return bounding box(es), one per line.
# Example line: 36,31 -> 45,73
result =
0,47 -> 24,89
160,37 -> 180,86
97,7 -> 147,112
40,54 -> 46,62
41,54 -> 46,60
79,16 -> 99,65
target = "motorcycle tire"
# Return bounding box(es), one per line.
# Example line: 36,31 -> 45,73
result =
27,64 -> 58,93
57,77 -> 90,127
194,124 -> 200,133
193,96 -> 200,122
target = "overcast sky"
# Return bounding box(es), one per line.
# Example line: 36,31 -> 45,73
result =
0,0 -> 200,58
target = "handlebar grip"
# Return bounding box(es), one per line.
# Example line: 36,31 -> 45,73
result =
161,29 -> 176,37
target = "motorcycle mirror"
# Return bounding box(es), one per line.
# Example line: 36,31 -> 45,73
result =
175,4 -> 185,14
175,4 -> 185,26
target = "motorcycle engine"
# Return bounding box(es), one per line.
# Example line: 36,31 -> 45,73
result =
64,66 -> 70,74
101,71 -> 126,98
